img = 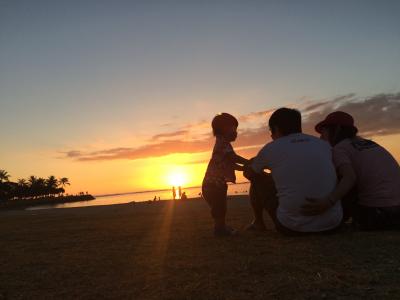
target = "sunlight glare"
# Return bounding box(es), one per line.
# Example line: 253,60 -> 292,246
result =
168,171 -> 187,187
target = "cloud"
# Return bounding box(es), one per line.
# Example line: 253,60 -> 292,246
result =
63,138 -> 214,162
237,109 -> 275,123
303,93 -> 400,137
302,94 -> 356,112
152,130 -> 189,140
62,93 -> 400,162
65,150 -> 82,158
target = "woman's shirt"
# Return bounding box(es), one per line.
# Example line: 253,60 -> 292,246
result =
333,137 -> 400,207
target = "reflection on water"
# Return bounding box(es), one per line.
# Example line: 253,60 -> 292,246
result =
27,182 -> 250,210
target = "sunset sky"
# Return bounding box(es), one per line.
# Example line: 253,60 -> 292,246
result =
1,1 -> 399,195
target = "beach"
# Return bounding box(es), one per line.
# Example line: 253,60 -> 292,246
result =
1,196 -> 399,299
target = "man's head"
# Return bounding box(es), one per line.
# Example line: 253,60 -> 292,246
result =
268,108 -> 302,140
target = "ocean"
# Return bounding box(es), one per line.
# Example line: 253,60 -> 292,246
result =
27,182 -> 251,210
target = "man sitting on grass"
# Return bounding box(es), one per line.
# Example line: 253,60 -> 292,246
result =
244,108 -> 343,235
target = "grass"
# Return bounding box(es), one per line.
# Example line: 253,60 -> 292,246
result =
1,196 -> 399,299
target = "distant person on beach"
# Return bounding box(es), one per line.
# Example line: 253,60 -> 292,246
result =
302,111 -> 400,230
172,186 -> 176,200
202,113 -> 250,237
244,108 -> 342,235
181,192 -> 188,200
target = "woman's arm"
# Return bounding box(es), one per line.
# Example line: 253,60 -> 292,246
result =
301,164 -> 357,216
329,164 -> 357,203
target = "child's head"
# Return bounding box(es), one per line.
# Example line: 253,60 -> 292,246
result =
211,113 -> 238,141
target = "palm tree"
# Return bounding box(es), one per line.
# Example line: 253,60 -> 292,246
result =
46,175 -> 58,196
0,170 -> 10,183
28,175 -> 37,187
58,177 -> 70,187
36,178 -> 46,198
16,178 -> 28,199
17,178 -> 27,186
28,176 -> 45,198
58,177 -> 70,196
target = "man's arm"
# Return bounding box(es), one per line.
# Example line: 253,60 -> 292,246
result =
301,164 -> 357,216
243,163 -> 258,180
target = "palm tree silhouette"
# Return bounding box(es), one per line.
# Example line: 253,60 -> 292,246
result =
17,178 -> 27,186
58,177 -> 70,195
16,178 -> 28,199
46,176 -> 58,196
28,175 -> 37,186
58,177 -> 70,188
0,170 -> 10,183
0,172 -> 78,201
28,176 -> 41,198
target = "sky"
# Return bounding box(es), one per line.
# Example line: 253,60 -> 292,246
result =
1,0 -> 399,195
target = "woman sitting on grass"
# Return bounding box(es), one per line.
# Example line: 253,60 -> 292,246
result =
302,111 -> 400,230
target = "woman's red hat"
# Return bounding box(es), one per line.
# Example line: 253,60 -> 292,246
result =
315,111 -> 358,133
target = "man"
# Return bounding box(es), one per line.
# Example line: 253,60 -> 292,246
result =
244,108 -> 342,235
302,111 -> 400,230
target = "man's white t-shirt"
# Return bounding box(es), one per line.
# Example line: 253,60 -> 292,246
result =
251,133 -> 343,232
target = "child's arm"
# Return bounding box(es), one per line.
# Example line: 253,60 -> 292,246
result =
233,163 -> 245,171
234,153 -> 249,165
227,152 -> 249,165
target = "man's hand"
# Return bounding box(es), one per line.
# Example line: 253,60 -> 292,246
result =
301,196 -> 334,216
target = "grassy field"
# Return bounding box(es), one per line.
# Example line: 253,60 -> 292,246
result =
1,196 -> 399,300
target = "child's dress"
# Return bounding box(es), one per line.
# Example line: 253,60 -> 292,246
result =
202,136 -> 236,219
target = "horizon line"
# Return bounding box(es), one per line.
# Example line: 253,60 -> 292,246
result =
94,181 -> 250,198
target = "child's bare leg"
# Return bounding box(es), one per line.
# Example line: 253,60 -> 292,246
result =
203,183 -> 231,232
213,193 -> 227,229
214,216 -> 226,229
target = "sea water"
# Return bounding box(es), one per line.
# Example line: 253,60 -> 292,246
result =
27,182 -> 250,210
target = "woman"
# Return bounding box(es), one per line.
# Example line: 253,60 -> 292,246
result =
302,111 -> 400,230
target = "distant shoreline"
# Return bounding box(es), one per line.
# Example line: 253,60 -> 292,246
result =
94,181 -> 250,198
0,194 -> 95,211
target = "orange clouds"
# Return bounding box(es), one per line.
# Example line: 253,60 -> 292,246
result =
62,93 -> 400,162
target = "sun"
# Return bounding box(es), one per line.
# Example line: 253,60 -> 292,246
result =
167,171 -> 187,187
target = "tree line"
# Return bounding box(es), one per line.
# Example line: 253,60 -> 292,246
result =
0,169 -> 70,201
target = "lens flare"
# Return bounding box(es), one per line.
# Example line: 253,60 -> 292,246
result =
167,172 -> 187,187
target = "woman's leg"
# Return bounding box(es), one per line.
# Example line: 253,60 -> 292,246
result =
341,186 -> 358,223
355,205 -> 400,230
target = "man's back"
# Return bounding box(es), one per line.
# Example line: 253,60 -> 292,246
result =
252,133 -> 342,232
